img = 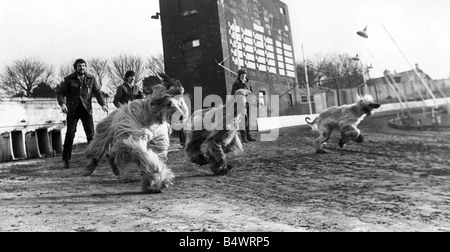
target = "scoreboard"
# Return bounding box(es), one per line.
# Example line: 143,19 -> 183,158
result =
228,19 -> 296,79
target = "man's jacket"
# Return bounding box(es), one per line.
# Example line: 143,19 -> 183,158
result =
113,83 -> 144,108
231,79 -> 253,96
57,72 -> 106,115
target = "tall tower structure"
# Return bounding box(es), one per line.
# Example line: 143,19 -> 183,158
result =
159,0 -> 300,115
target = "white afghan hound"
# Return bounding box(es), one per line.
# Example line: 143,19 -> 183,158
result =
84,73 -> 184,194
185,89 -> 256,175
306,94 -> 381,154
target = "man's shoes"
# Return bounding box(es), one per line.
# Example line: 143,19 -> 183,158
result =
246,136 -> 257,142
63,160 -> 70,169
239,131 -> 248,143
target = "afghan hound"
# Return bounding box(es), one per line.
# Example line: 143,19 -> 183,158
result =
306,94 -> 381,154
83,73 -> 184,194
185,89 -> 256,175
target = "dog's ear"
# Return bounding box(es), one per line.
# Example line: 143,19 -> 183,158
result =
370,103 -> 381,109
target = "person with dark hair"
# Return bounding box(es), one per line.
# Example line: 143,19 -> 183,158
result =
113,70 -> 144,108
57,58 -> 109,169
231,68 -> 257,142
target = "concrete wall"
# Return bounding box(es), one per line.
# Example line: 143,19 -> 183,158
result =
0,98 -> 114,145
313,93 -> 326,113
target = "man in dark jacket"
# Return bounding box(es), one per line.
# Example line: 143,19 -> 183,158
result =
113,70 -> 144,108
231,68 -> 257,142
57,58 -> 109,169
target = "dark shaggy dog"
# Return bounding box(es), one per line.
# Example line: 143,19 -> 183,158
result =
185,89 -> 256,175
306,95 -> 381,154
83,73 -> 184,193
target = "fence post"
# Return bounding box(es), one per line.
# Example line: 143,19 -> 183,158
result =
36,128 -> 53,157
11,130 -> 27,160
25,131 -> 41,159
0,132 -> 14,162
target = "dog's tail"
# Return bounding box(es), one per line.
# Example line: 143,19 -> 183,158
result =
305,117 -> 318,131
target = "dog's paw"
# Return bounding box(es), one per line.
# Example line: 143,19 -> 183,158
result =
354,135 -> 364,143
191,155 -> 209,166
81,167 -> 95,177
197,155 -> 210,166
108,159 -> 121,176
218,164 -> 233,175
111,166 -> 121,176
222,164 -> 234,175
210,163 -> 231,176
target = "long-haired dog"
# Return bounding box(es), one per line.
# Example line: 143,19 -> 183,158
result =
185,89 -> 256,175
306,95 -> 381,154
83,73 -> 184,194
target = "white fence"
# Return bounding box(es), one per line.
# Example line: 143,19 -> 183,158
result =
257,97 -> 450,131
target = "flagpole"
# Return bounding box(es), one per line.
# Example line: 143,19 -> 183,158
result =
302,43 -> 313,114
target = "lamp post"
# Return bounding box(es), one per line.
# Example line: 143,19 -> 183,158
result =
335,78 -> 341,106
151,12 -> 160,20
351,54 -> 369,95
356,20 -> 438,109
302,43 -> 313,114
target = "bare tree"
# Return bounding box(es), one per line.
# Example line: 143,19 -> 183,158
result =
88,57 -> 109,90
322,54 -> 351,78
1,71 -> 19,96
146,54 -> 165,76
0,58 -> 54,97
296,59 -> 318,88
108,54 -> 146,93
321,53 -> 362,89
297,53 -> 363,89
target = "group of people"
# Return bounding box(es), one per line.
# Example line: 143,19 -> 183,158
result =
57,59 -> 256,169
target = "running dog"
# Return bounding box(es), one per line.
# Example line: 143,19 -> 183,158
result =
306,95 -> 381,153
185,89 -> 256,175
83,73 -> 184,193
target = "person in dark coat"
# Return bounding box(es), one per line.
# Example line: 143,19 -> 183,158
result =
57,58 -> 109,169
113,70 -> 144,108
231,68 -> 257,142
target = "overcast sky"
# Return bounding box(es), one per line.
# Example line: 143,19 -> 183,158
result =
0,0 -> 449,79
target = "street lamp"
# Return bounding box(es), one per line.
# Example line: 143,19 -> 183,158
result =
356,26 -> 369,39
151,12 -> 160,20
356,20 -> 438,108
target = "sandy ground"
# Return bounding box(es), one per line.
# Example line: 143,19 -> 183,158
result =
1,114 -> 450,232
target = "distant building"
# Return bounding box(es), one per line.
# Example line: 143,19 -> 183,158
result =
158,0 -> 300,116
364,64 -> 450,103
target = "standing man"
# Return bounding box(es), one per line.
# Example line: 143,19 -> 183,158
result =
57,58 -> 109,169
113,70 -> 144,108
231,68 -> 257,142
